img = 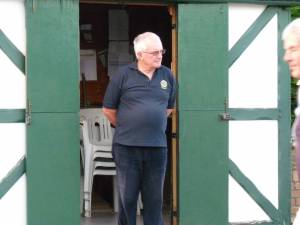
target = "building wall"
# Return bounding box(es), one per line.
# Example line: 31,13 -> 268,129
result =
228,3 -> 289,223
0,1 -> 291,225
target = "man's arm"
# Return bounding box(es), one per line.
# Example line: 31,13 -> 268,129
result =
103,107 -> 117,126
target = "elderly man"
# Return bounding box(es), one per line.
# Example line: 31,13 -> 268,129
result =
282,18 -> 300,224
283,18 -> 300,177
103,32 -> 176,225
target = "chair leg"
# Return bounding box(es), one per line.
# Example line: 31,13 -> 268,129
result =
137,192 -> 143,215
84,195 -> 92,217
83,145 -> 94,217
84,208 -> 91,217
113,176 -> 118,212
138,192 -> 143,209
80,174 -> 84,215
83,171 -> 94,217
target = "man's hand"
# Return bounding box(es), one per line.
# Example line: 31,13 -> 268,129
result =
103,107 -> 117,126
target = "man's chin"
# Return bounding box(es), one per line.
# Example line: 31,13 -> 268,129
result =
291,71 -> 300,79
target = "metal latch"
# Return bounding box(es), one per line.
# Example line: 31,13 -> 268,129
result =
219,99 -> 231,121
25,100 -> 32,126
219,112 -> 231,121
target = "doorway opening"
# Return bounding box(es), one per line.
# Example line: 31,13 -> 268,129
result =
79,2 -> 177,225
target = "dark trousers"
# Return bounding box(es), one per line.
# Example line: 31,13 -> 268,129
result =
112,143 -> 167,225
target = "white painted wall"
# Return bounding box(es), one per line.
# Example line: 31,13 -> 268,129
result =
229,4 -> 278,108
228,4 -> 279,223
0,0 -> 26,109
229,121 -> 278,222
0,1 -> 26,225
0,2 -> 282,224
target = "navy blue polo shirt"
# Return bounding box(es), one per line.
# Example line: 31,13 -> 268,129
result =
103,62 -> 176,147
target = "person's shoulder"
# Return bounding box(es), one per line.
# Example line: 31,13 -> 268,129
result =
120,63 -> 135,72
111,63 -> 135,82
159,65 -> 172,73
159,65 -> 175,80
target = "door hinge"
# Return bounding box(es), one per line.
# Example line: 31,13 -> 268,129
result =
26,100 -> 32,126
172,132 -> 178,139
172,210 -> 178,218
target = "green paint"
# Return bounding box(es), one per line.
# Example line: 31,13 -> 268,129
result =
27,113 -> 80,225
179,111 -> 228,225
178,4 -> 228,111
26,1 -> 80,225
26,0 -> 79,113
229,7 -> 277,67
125,0 -> 299,5
0,29 -> 25,74
230,221 -> 278,225
0,156 -> 26,199
229,159 -> 281,223
178,4 -> 228,225
0,109 -> 25,123
277,7 -> 292,225
228,108 -> 279,120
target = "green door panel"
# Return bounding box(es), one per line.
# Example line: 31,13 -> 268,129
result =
27,113 -> 80,225
179,111 -> 228,225
26,0 -> 79,113
178,3 -> 228,225
178,3 -> 228,111
26,1 -> 80,225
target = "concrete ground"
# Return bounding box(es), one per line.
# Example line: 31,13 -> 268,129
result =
80,175 -> 171,225
81,212 -> 143,225
81,211 -> 171,225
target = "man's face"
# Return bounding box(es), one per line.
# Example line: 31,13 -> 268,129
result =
139,39 -> 164,69
284,34 -> 300,79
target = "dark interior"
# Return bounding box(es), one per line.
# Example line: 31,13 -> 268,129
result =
79,3 -> 173,218
80,3 -> 172,107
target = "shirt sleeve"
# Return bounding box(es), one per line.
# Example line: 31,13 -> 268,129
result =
103,73 -> 122,109
167,72 -> 176,109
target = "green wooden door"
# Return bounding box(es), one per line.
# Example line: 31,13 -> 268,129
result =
26,1 -> 80,225
178,4 -> 228,225
178,4 -> 291,225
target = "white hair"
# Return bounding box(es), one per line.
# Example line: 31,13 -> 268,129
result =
282,18 -> 300,44
133,32 -> 162,55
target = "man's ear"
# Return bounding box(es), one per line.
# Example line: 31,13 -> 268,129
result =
136,52 -> 142,59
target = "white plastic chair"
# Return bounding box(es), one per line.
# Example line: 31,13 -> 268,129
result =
80,113 -> 142,217
81,117 -> 116,217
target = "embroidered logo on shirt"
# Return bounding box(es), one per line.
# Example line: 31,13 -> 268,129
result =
160,80 -> 168,89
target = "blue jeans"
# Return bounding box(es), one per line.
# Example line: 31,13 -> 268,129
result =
112,143 -> 167,225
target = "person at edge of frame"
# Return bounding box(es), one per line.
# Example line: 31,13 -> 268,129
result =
283,18 -> 300,225
102,32 -> 176,225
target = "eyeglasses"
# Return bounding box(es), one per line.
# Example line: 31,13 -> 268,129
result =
142,49 -> 166,56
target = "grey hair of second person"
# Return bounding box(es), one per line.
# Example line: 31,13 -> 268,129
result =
133,32 -> 162,55
282,18 -> 300,44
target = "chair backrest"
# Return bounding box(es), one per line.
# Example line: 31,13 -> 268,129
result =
80,108 -> 103,119
80,119 -> 92,150
81,117 -> 113,146
90,116 -> 113,146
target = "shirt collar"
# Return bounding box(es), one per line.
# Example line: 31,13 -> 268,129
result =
128,62 -> 162,72
128,62 -> 138,70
